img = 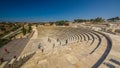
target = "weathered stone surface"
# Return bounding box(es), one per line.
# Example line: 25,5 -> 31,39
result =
65,54 -> 79,64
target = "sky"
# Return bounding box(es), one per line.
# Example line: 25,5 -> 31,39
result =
0,0 -> 120,22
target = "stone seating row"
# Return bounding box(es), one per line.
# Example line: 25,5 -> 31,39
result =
37,27 -> 112,68
47,28 -> 96,46
50,27 -> 112,67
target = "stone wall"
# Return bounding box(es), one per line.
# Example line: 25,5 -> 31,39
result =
0,51 -> 35,68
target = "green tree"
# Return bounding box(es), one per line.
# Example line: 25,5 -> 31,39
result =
114,16 -> 120,20
55,20 -> 67,25
49,22 -> 54,25
74,19 -> 89,23
28,24 -> 32,33
94,17 -> 104,23
22,26 -> 26,35
36,24 -> 38,27
107,16 -> 120,22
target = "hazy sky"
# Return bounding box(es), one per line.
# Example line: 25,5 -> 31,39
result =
0,0 -> 120,22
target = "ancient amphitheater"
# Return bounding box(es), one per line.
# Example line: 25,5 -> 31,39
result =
1,26 -> 120,68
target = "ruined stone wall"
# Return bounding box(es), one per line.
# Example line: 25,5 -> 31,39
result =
0,51 -> 35,68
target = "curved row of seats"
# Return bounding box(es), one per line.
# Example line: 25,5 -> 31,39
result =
20,26 -> 112,68
0,26 -> 113,68
44,27 -> 112,68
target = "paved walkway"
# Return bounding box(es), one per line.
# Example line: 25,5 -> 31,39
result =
20,26 -> 40,56
99,32 -> 120,68
0,38 -> 30,61
0,26 -> 34,61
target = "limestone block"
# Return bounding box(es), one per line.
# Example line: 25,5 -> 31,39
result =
21,55 -> 26,63
65,54 -> 79,65
0,61 -> 9,68
8,58 -> 16,68
16,57 -> 22,67
38,59 -> 49,68
24,54 -> 29,61
29,52 -> 35,57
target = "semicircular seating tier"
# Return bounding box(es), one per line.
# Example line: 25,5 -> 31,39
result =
12,26 -> 120,68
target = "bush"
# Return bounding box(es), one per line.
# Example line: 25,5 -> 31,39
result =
0,39 -> 10,48
28,24 -> 32,33
55,20 -> 68,25
22,26 -> 26,36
